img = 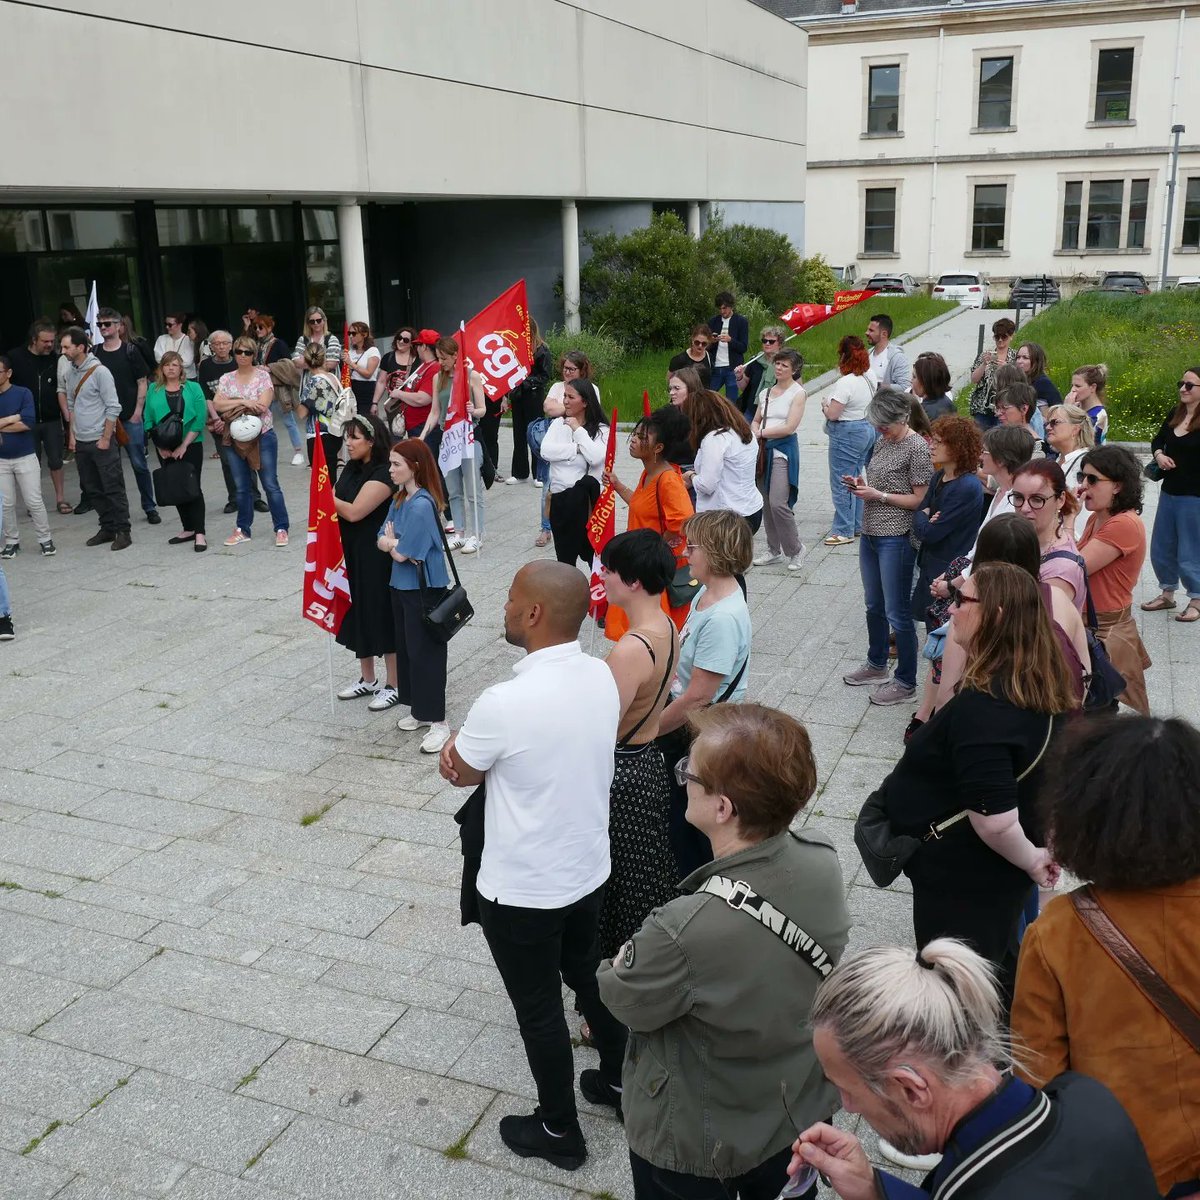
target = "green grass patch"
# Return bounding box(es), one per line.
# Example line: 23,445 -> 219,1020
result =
299,802 -> 334,827
234,1065 -> 260,1091
19,1120 -> 62,1155
442,1133 -> 470,1160
1015,289 -> 1200,441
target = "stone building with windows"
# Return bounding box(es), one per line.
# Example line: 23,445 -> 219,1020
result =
0,0 -> 807,349
757,0 -> 1200,291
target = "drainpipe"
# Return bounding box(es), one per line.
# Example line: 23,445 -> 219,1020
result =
927,27 -> 945,284
1158,9 -> 1186,289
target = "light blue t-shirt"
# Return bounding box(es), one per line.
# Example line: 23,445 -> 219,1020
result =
673,585 -> 752,702
377,488 -> 450,592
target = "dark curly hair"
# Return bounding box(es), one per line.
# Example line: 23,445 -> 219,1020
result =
930,415 -> 982,475
1039,714 -> 1200,889
1079,444 -> 1143,514
639,403 -> 691,466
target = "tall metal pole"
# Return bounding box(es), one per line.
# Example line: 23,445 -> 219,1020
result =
1160,124 -> 1185,291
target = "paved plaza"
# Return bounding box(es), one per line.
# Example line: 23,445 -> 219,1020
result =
1,310 -> 1194,1200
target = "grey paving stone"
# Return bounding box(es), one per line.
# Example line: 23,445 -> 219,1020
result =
140,920 -> 275,967
116,951 -> 404,1055
322,798 -> 460,848
0,884 -> 160,940
311,752 -> 434,793
198,911 -> 321,952
104,842 -> 251,905
352,872 -> 465,908
353,840 -> 466,888
368,1007 -> 484,1075
73,790 -> 236,839
813,752 -> 895,820
166,1166 -> 299,1200
46,1176 -> 151,1200
0,1148 -> 74,1200
75,1069 -> 293,1176
845,883 -> 915,954
320,962 -> 463,1012
422,955 -> 508,997
29,1122 -> 191,1196
206,813 -> 379,869
216,875 -> 397,937
0,822 -> 142,880
0,1028 -> 133,1119
0,1100 -> 53,1154
251,946 -> 334,983
0,856 -> 97,893
241,1039 -> 492,1152
35,750 -> 215,803
21,808 -> 176,851
62,882 -> 214,929
35,990 -> 284,1090
304,930 -> 432,978
0,965 -> 88,1035
0,910 -> 157,987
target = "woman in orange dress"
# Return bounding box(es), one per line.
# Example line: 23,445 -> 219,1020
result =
603,405 -> 694,641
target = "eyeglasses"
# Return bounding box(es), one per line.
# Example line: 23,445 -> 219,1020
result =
1044,418 -> 1065,430
949,585 -> 980,607
234,348 -> 255,357
1179,381 -> 1198,392
97,321 -> 117,329
1077,470 -> 1111,486
1008,490 -> 1053,511
691,339 -> 708,347
674,757 -> 702,787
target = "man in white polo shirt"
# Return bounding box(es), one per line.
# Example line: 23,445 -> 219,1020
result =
440,561 -> 625,1172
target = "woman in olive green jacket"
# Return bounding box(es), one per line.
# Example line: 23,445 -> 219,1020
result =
597,703 -> 850,1199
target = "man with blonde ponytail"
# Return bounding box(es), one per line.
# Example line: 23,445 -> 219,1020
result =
780,940 -> 1156,1200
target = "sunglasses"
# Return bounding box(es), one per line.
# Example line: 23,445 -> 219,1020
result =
1077,470 -> 1111,486
949,585 -> 980,607
97,321 -> 117,328
1179,380 -> 1198,392
234,348 -> 255,357
1008,490 -> 1053,511
398,336 -> 412,343
310,318 -> 325,325
761,337 -> 779,345
1044,418 -> 1065,430
691,339 -> 708,347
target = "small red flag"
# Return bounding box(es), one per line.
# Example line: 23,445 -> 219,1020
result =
341,321 -> 352,389
642,389 -> 652,420
779,289 -> 878,336
438,324 -> 474,475
302,431 -> 351,635
456,280 -> 533,406
586,409 -> 620,621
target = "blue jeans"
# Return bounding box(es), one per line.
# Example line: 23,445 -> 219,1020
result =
446,444 -> 485,539
119,419 -> 157,513
709,365 -> 739,402
1151,490 -> 1200,599
0,506 -> 10,616
227,429 -> 289,534
826,419 -> 875,538
274,402 -> 304,452
861,533 -> 918,687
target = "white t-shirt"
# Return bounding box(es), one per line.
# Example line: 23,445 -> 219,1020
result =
458,641 -> 620,909
867,344 -> 891,388
828,373 -> 874,421
539,417 -> 608,494
693,430 -> 764,517
714,317 -> 730,368
349,346 -> 380,383
153,333 -> 197,379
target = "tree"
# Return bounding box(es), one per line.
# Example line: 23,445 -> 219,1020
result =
701,221 -> 802,316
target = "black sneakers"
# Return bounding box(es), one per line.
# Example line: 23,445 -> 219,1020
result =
0,615 -> 13,641
111,532 -> 132,551
86,530 -> 114,546
498,1110 -> 586,1171
0,543 -> 18,559
39,540 -> 56,557
579,1070 -> 623,1123
145,510 -> 161,525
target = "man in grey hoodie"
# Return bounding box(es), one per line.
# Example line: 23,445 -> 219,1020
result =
61,327 -> 131,550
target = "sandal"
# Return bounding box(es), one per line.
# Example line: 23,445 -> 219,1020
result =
535,531 -> 552,548
823,534 -> 855,547
1140,594 -> 1177,612
578,1020 -> 595,1048
56,500 -> 73,515
1175,602 -> 1200,624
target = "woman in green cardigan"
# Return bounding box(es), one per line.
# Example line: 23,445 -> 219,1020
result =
145,350 -> 209,551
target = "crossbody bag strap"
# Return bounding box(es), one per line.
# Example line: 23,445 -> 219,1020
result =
1042,548 -> 1100,630
423,494 -> 463,590
72,365 -> 99,400
696,874 -> 836,979
715,654 -> 748,705
1071,885 -> 1200,1052
617,631 -> 676,749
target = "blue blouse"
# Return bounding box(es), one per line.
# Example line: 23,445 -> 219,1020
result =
378,488 -> 450,591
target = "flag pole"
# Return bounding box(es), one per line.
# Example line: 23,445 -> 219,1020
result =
326,633 -> 336,717
462,321 -> 482,555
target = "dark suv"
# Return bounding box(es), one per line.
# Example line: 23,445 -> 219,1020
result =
1098,271 -> 1150,295
1008,276 -> 1060,309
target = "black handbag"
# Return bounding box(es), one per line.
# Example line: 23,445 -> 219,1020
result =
149,389 -> 185,451
416,511 -> 474,643
653,475 -> 700,609
152,458 -> 200,507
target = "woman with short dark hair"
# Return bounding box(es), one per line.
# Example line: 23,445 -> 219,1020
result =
1013,713 -> 1200,1199
541,376 -> 608,567
911,351 -> 955,421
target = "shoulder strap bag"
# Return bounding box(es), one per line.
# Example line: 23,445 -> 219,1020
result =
413,496 -> 474,643
149,386 -> 185,450
616,630 -> 676,750
654,475 -> 699,609
1071,885 -> 1200,1052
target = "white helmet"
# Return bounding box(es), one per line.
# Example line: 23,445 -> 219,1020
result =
229,414 -> 263,443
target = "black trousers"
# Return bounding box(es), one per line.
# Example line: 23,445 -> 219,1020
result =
75,440 -> 130,534
477,404 -> 502,481
477,883 -> 627,1130
306,431 -> 343,483
549,478 -> 600,567
390,588 -> 446,722
630,1145 -> 811,1200
155,442 -> 206,534
509,389 -> 541,480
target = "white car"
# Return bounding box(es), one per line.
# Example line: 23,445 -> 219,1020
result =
932,272 -> 988,309
1176,275 -> 1200,289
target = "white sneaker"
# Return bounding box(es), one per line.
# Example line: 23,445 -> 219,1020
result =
505,476 -> 519,486
420,723 -> 451,754
753,552 -> 783,567
396,714 -> 430,732
877,1138 -> 942,1172
446,535 -> 466,551
291,451 -> 304,466
533,479 -> 544,489
367,686 -> 401,711
337,678 -> 379,701
460,536 -> 480,554
787,545 -> 808,571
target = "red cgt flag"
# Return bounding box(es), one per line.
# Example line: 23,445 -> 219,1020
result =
779,289 -> 878,336
586,409 -> 620,621
457,280 -> 534,405
341,321 -> 352,389
302,431 -> 351,635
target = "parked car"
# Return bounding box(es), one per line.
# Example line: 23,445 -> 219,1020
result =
1008,276 -> 1061,309
831,264 -> 859,286
864,273 -> 920,296
1174,275 -> 1200,290
933,272 -> 988,309
1098,271 -> 1150,295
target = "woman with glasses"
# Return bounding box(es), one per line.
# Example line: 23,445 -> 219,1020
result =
291,306 -> 341,370
994,382 -> 1045,452
143,350 -> 208,551
821,335 -> 876,546
253,315 -> 304,466
373,328 -> 422,440
154,313 -> 196,379
1077,445 -> 1151,713
296,342 -> 344,482
1142,367 -> 1200,625
597,702 -> 850,1200
735,326 -> 788,419
750,349 -> 808,570
1066,363 -> 1109,444
667,325 -> 712,389
343,322 -> 380,417
603,404 -> 694,642
1044,403 -> 1095,538
967,317 -> 1017,430
379,327 -> 417,376
1011,460 -> 1086,611
212,337 -> 291,547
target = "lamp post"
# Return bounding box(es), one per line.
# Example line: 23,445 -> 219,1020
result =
1160,124 -> 1185,291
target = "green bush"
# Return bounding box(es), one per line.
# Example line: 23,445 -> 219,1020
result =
701,221 -> 802,316
579,212 -> 736,354
542,325 -> 627,380
795,253 -> 839,306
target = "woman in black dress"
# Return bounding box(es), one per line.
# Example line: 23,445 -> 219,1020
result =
332,415 -> 399,710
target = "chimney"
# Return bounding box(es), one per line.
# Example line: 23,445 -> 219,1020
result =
841,0 -> 858,12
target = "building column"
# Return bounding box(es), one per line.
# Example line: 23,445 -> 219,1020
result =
687,201 -> 701,239
337,200 -> 370,324
562,199 -> 580,334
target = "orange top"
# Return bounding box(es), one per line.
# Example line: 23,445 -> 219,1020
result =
606,466 -> 695,642
1078,510 -> 1147,612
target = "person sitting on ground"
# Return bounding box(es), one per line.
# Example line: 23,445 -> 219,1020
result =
787,939 -> 1158,1197
598,703 -> 850,1200
1012,713 -> 1200,1200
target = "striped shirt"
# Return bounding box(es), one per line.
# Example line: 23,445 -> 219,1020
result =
292,333 -> 341,368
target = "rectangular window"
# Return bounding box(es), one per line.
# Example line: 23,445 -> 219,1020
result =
867,65 -> 900,134
301,207 -> 338,242
1085,180 -> 1124,250
230,207 -> 294,244
45,208 -> 136,252
864,188 -> 897,253
0,209 -> 47,252
971,184 -> 1007,251
1094,47 -> 1134,122
1182,179 -> 1200,248
1061,182 -> 1083,250
156,207 -> 229,247
977,57 -> 1014,128
1127,179 -> 1149,249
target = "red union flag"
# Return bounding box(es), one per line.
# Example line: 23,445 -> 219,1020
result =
438,323 -> 474,475
779,289 -> 878,336
458,280 -> 533,404
302,431 -> 351,634
586,410 -> 620,621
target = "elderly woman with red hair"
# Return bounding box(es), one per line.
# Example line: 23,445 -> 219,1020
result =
821,335 -> 876,545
